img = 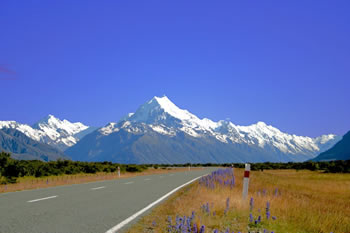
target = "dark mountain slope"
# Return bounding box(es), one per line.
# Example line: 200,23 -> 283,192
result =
313,131 -> 350,161
0,128 -> 70,161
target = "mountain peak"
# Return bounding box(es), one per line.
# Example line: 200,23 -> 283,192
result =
151,96 -> 198,121
256,121 -> 267,127
125,95 -> 197,124
150,95 -> 170,103
33,115 -> 88,138
35,114 -> 60,125
149,95 -> 180,112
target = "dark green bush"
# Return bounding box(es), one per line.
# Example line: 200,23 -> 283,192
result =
1,151 -> 349,185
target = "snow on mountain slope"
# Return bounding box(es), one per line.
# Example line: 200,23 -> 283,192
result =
99,122 -> 119,135
33,114 -> 88,137
0,121 -> 45,141
99,96 -> 339,158
0,115 -> 92,151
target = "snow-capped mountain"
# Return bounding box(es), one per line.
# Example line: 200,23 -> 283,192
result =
66,96 -> 340,163
0,127 -> 69,161
0,115 -> 94,151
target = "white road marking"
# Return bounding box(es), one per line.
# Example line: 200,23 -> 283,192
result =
27,195 -> 57,203
124,182 -> 134,185
159,176 -> 163,178
105,174 -> 207,233
144,178 -> 151,181
169,174 -> 174,176
91,186 -> 106,190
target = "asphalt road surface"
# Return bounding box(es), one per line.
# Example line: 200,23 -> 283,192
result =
0,168 -> 215,233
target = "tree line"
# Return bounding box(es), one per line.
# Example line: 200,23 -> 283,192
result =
1,151 -> 349,184
153,160 -> 350,173
0,152 -> 147,184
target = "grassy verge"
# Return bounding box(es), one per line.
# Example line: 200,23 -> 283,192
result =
127,168 -> 350,233
0,167 -> 198,193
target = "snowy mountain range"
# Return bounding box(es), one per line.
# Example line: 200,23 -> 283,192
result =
0,115 -> 95,151
0,127 -> 69,161
65,96 -> 340,163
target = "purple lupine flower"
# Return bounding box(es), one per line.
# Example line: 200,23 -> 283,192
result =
152,221 -> 156,227
199,225 -> 205,233
272,216 -> 277,220
182,224 -> 188,233
249,197 -> 254,211
213,230 -> 219,233
191,211 -> 195,220
206,203 -> 210,214
274,188 -> 278,196
258,215 -> 261,223
187,218 -> 191,229
266,201 -> 270,220
192,223 -> 198,233
213,211 -> 216,216
167,216 -> 172,225
249,213 -> 253,222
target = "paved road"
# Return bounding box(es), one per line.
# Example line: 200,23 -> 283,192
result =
0,168 -> 215,233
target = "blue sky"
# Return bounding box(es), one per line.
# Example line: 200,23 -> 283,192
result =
0,1 -> 349,137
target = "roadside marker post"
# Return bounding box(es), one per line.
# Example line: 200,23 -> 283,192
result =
242,163 -> 250,200
117,166 -> 120,178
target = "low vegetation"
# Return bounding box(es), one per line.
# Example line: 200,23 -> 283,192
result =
127,168 -> 350,233
1,151 -> 349,185
0,151 -> 147,184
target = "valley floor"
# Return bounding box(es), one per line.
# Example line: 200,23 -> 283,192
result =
0,167 -> 199,193
127,169 -> 350,233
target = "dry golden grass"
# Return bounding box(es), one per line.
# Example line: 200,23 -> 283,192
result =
127,169 -> 350,233
0,167 -> 198,193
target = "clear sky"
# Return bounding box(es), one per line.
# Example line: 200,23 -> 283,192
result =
0,1 -> 349,137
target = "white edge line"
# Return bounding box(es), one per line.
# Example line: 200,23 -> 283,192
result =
91,186 -> 106,190
27,195 -> 58,203
105,174 -> 208,233
124,182 -> 134,184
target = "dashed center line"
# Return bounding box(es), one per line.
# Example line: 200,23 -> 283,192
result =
159,176 -> 164,178
144,178 -> 151,181
91,186 -> 106,190
27,195 -> 57,203
124,182 -> 134,185
169,174 -> 174,176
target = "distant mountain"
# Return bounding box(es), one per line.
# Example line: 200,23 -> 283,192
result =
66,96 -> 340,164
0,115 -> 95,151
0,128 -> 69,161
312,131 -> 350,161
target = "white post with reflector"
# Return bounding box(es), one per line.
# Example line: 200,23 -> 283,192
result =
118,166 -> 120,178
242,163 -> 250,199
